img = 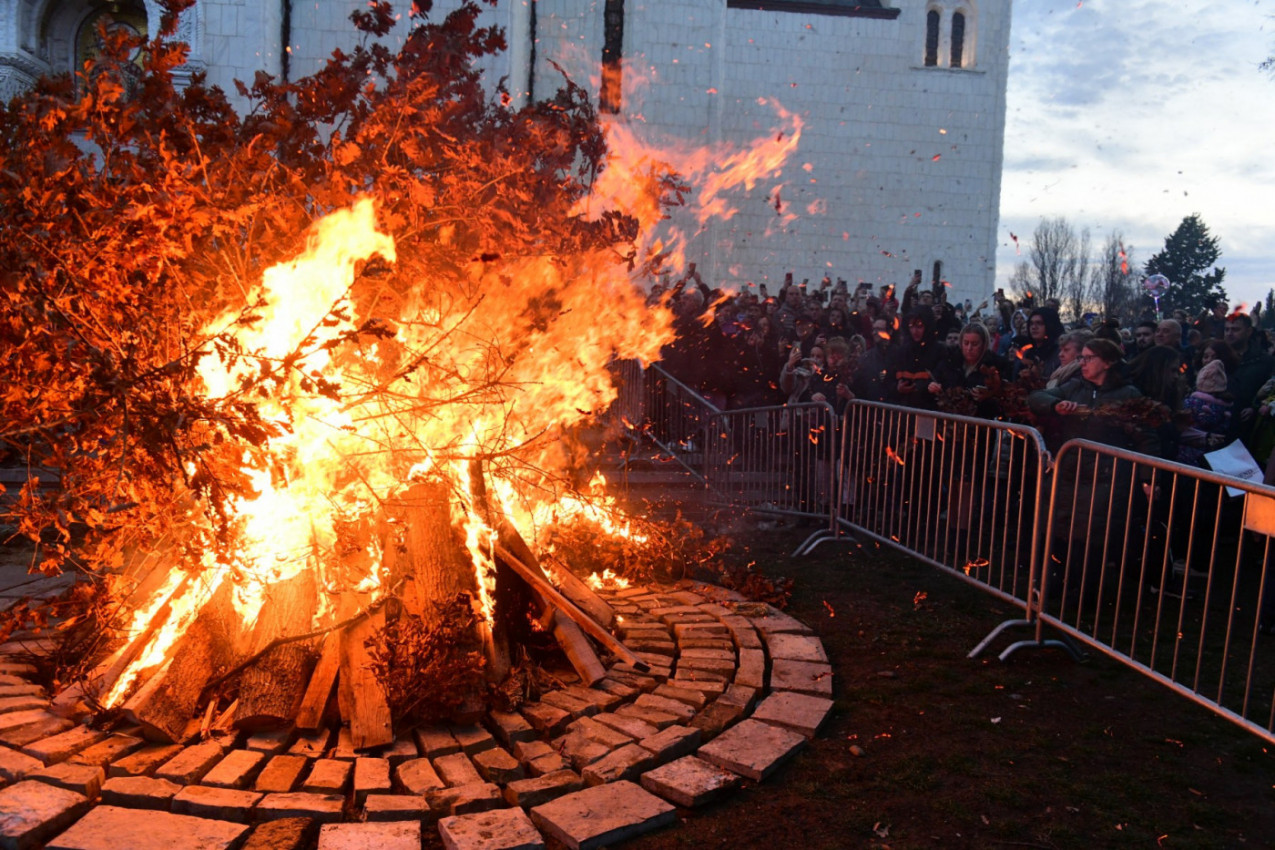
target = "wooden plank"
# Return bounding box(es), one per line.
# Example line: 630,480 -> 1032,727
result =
544,557 -> 616,628
337,608 -> 393,750
295,629 -> 342,731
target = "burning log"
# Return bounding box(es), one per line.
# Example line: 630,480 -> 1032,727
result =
466,462 -> 609,685
122,581 -> 238,743
233,571 -> 318,730
337,608 -> 393,749
492,543 -> 647,674
396,478 -> 493,712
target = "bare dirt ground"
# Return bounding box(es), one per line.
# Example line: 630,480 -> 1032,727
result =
623,523 -> 1275,850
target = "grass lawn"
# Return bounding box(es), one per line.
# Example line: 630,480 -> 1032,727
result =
624,522 -> 1275,850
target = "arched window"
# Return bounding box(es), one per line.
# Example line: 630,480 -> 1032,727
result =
924,10 -> 940,67
950,12 -> 965,69
75,5 -> 149,98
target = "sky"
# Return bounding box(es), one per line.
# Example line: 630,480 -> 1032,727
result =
999,0 -> 1275,310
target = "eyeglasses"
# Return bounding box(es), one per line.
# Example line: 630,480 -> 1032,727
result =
1078,354 -> 1101,363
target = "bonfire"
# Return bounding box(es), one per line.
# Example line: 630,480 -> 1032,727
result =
0,0 -> 800,745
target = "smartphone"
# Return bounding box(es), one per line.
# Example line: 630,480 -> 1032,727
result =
688,262 -> 697,275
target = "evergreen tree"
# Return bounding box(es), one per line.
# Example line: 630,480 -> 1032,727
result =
1143,214 -> 1226,317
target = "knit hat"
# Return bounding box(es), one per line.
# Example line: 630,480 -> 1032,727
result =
1196,359 -> 1228,395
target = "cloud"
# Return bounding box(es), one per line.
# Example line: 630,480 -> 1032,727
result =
997,0 -> 1275,309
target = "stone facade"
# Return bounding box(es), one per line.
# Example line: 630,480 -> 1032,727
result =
1,0 -> 1010,301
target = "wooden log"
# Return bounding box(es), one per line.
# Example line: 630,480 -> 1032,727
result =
395,478 -> 493,704
492,543 -> 647,672
543,556 -> 616,628
337,607 -> 393,750
462,464 -> 617,684
233,571 -> 318,730
122,580 -> 238,743
465,461 -> 521,682
549,614 -> 607,686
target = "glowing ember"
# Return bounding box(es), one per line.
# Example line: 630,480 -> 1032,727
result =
586,569 -> 632,591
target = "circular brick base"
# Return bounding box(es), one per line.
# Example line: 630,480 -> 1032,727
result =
0,581 -> 831,850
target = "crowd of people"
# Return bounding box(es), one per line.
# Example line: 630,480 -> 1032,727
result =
657,269 -> 1275,478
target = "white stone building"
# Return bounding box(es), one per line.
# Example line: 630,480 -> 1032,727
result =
1,0 -> 1010,301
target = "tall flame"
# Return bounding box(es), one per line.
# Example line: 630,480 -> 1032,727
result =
103,97 -> 802,710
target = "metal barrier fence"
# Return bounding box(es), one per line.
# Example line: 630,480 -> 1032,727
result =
1034,439 -> 1275,743
632,363 -> 721,482
835,400 -> 1051,617
703,401 -> 839,539
612,366 -> 1275,743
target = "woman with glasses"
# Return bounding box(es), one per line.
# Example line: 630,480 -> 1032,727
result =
1029,339 -> 1159,609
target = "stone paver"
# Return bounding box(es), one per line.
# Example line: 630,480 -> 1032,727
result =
99,775 -> 182,810
202,748 -> 267,789
362,795 -> 426,822
565,716 -> 631,749
697,718 -> 806,781
763,633 -> 829,663
689,699 -> 745,739
539,691 -> 596,719
637,725 -> 701,762
108,744 -> 182,778
751,691 -> 834,739
640,755 -> 741,807
254,755 -> 309,793
530,780 -> 675,850
240,817 -> 315,850
450,725 -> 495,755
613,704 -> 679,731
518,704 -> 570,737
154,741 -> 225,784
66,735 -> 143,769
439,806 -> 544,850
633,694 -> 695,723
316,821 -> 420,850
0,580 -> 828,850
378,738 -> 418,767
768,659 -> 833,697
396,758 -> 445,795
591,713 -> 657,742
652,684 -> 707,710
244,728 -> 293,755
0,746 -> 44,782
256,792 -> 345,823
172,785 -> 263,823
21,727 -> 108,765
502,770 -> 583,809
352,757 -> 391,804
0,780 -> 90,850
472,747 -> 524,784
43,805 -> 246,850
488,711 -> 535,747
302,759 -> 351,794
0,711 -> 74,747
426,782 -> 503,817
581,744 -> 654,787
414,727 -> 460,759
287,730 -> 333,760
28,762 -> 105,799
0,696 -> 48,715
434,752 -> 483,787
